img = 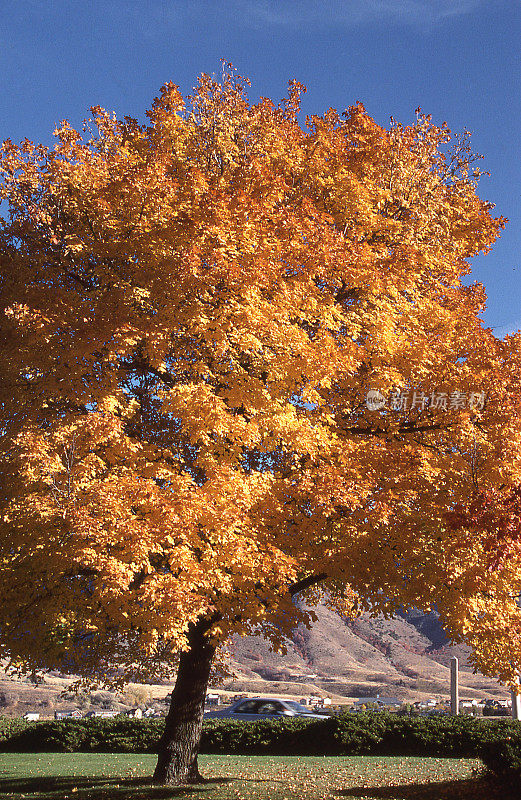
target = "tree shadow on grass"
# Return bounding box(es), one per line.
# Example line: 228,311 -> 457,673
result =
335,775 -> 503,800
0,774 -> 233,799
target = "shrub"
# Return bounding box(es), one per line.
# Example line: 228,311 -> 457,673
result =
480,739 -> 521,793
201,713 -> 521,758
0,717 -> 30,744
1,712 -> 520,761
201,717 -> 308,754
0,717 -> 164,753
307,713 -> 389,755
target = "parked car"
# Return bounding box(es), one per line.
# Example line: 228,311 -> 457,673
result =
204,697 -> 327,720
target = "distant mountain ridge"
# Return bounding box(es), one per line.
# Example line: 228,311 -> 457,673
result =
225,602 -> 508,702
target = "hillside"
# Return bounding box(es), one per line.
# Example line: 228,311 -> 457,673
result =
224,604 -> 509,702
0,605 -> 509,716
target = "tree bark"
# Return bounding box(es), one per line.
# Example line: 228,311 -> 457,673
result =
153,616 -> 217,785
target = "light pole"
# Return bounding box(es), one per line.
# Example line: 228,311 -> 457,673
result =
450,657 -> 459,715
511,684 -> 521,720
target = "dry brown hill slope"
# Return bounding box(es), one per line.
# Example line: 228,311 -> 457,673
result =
225,604 -> 509,702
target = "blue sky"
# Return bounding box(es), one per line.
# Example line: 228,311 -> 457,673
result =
1,0 -> 519,333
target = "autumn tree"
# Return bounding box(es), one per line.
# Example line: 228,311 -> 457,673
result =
1,67 -> 521,784
445,477 -> 521,682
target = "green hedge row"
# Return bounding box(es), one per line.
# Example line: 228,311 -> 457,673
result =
0,712 -> 519,760
0,717 -> 164,753
0,716 -> 32,745
207,714 -> 521,759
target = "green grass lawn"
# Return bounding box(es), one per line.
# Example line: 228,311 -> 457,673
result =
0,753 -> 502,800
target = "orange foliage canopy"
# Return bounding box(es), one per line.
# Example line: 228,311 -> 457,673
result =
1,68 -> 520,686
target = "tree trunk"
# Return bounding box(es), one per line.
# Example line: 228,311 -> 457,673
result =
153,616 -> 217,785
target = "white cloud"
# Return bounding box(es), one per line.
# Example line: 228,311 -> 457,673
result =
102,0 -> 486,36
225,0 -> 484,29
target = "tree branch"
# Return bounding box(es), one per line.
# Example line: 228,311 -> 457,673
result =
344,421 -> 452,436
288,573 -> 328,597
